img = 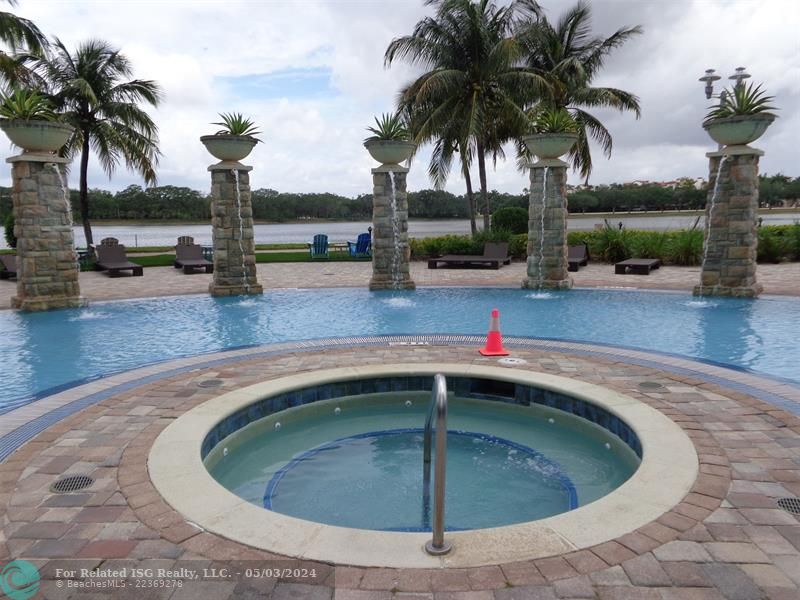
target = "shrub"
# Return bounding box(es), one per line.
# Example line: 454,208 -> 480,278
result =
410,230 -> 523,259
3,213 -> 16,249
491,206 -> 528,235
567,231 -> 594,248
411,225 -> 800,264
509,233 -> 527,258
473,229 -> 511,244
629,230 -> 669,259
789,222 -> 800,261
410,234 -> 479,258
757,228 -> 786,263
591,225 -> 631,263
668,229 -> 704,265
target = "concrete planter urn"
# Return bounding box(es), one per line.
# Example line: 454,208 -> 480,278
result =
703,114 -> 775,147
0,119 -> 73,154
364,140 -> 417,165
521,133 -> 578,160
200,134 -> 258,162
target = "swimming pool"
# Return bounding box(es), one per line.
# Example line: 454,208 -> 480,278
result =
1,287 -> 798,413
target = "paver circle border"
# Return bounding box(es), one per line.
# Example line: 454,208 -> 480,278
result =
149,363 -> 699,568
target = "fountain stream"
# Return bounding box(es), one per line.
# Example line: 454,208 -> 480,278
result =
537,167 -> 548,289
699,157 -> 727,297
48,163 -> 81,273
231,169 -> 250,293
388,172 -> 402,289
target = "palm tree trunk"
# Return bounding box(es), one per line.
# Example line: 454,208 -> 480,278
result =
462,161 -> 477,235
477,142 -> 490,231
78,133 -> 94,250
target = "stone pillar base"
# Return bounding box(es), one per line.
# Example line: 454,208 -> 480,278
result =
697,151 -> 762,298
12,295 -> 86,311
369,278 -> 416,291
208,283 -> 263,297
208,164 -> 262,297
524,166 -> 570,291
8,155 -> 83,312
521,278 -> 572,291
692,283 -> 762,298
370,165 -> 415,291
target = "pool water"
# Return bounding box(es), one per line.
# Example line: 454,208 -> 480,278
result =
1,288 -> 798,413
205,394 -> 641,531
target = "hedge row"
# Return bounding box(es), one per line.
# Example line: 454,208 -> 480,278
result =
410,224 -> 800,266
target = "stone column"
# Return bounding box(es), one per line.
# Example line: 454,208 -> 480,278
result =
694,148 -> 763,298
369,165 -> 415,290
522,160 -> 572,290
7,154 -> 83,311
208,164 -> 263,296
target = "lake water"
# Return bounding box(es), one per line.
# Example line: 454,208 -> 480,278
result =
2,212 -> 797,249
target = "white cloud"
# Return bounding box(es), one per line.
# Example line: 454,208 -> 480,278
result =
2,0 -> 798,196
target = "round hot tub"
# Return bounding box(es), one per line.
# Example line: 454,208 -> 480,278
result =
204,388 -> 640,531
149,364 -> 698,568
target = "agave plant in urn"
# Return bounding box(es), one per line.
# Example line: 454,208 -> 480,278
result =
363,112 -> 416,166
703,82 -> 777,149
521,107 -> 579,162
0,88 -> 74,155
200,112 -> 262,163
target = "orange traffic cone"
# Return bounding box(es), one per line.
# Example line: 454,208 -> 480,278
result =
479,308 -> 509,356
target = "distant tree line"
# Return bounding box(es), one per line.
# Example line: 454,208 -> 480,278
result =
0,174 -> 797,225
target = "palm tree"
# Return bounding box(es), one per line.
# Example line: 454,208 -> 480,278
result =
0,0 -> 49,87
31,39 -> 162,248
386,0 -> 547,231
517,1 -> 642,182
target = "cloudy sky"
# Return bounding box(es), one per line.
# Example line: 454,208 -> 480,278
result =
5,0 -> 799,197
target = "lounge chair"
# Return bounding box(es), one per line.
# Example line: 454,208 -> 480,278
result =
308,234 -> 329,259
0,254 -> 16,280
568,244 -> 589,272
174,237 -> 213,274
428,242 -> 511,270
615,258 -> 661,275
347,233 -> 371,259
95,238 -> 143,277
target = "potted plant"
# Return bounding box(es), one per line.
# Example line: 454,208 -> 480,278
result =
521,107 -> 579,160
0,88 -> 74,154
703,83 -> 777,146
200,112 -> 262,162
363,113 -> 416,165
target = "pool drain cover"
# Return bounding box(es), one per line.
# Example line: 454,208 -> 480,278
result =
197,379 -> 224,388
638,381 -> 665,390
50,474 -> 94,494
498,357 -> 527,366
777,497 -> 800,515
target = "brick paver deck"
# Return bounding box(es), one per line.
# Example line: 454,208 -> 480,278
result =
1,260 -> 799,308
1,339 -> 799,599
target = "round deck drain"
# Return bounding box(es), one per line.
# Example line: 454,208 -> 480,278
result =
50,474 -> 94,494
777,497 -> 800,515
197,379 -> 224,388
498,357 -> 527,366
638,381 -> 665,390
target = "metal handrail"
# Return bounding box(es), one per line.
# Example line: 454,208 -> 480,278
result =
423,373 -> 452,555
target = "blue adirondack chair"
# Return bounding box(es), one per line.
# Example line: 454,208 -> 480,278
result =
309,234 -> 329,259
347,233 -> 372,259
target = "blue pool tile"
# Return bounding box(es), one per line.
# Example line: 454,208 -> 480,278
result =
271,394 -> 289,412
390,377 -> 409,392
301,387 -> 317,404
